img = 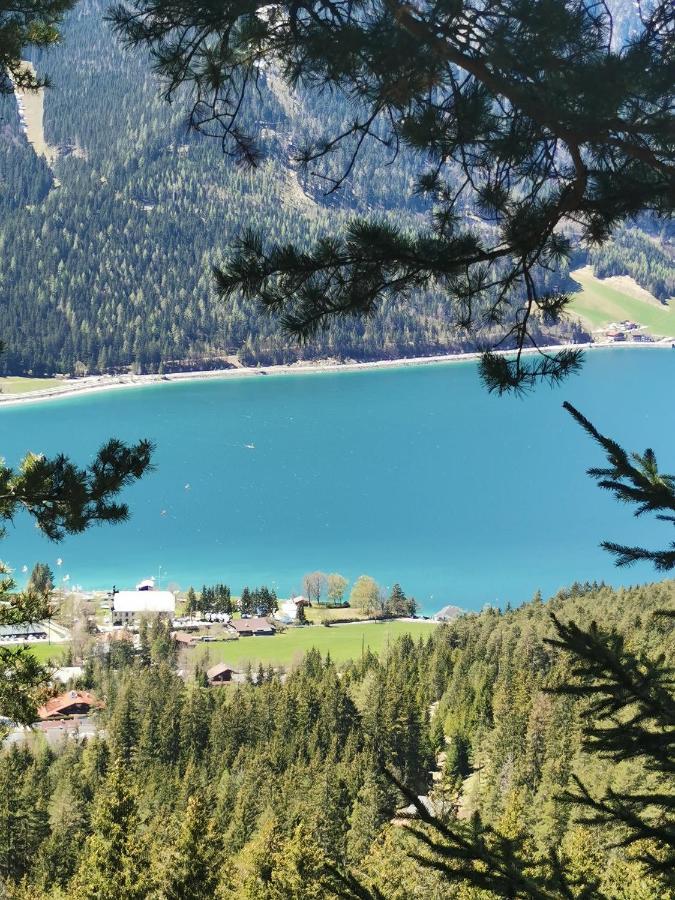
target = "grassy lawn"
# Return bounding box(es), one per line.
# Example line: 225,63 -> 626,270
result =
198,620 -> 438,668
569,269 -> 675,336
5,643 -> 68,664
0,376 -> 64,395
303,605 -> 372,624
11,621 -> 438,670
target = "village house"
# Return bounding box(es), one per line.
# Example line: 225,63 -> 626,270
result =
173,631 -> 198,648
37,690 -> 104,720
207,662 -> 240,685
112,587 -> 176,624
277,597 -> 307,620
229,617 -> 276,637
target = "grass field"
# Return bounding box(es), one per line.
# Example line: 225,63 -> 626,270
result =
569,268 -> 675,336
303,606 -> 372,624
194,621 -> 438,668
0,377 -> 64,395
5,643 -> 67,664
9,621 -> 438,670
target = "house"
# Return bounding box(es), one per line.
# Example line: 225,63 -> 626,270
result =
207,662 -> 240,684
52,666 -> 84,685
173,631 -> 198,648
37,690 -> 104,720
229,617 -> 276,637
112,589 -> 176,624
278,597 -> 307,620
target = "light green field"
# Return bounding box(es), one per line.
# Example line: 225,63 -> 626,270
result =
198,621 -> 438,668
0,377 -> 64,395
303,605 -> 372,624
6,643 -> 67,664
569,269 -> 675,336
11,622 -> 437,669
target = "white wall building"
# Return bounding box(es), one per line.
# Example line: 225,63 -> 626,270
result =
112,590 -> 176,624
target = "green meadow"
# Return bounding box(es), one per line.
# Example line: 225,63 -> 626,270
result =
569,268 -> 675,336
6,643 -> 67,664
10,621 -> 438,670
0,376 -> 63,395
194,621 -> 438,668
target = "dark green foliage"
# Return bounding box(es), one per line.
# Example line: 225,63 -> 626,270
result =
0,438 -> 153,540
199,582 -> 233,616
0,437 -> 151,725
110,0 -> 674,390
0,0 -> 76,93
26,561 -> 55,597
546,614 -> 675,878
566,401 -> 675,568
239,584 -> 278,616
0,580 -> 672,897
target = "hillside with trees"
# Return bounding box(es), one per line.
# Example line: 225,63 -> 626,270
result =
0,578 -> 671,897
7,0 -> 670,376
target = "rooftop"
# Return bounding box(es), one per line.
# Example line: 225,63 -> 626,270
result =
113,590 -> 176,613
37,690 -> 104,720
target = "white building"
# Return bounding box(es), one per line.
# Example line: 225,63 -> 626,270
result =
112,590 -> 176,624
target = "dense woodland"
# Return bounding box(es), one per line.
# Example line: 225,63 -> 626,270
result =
14,0 -> 675,376
0,578 -> 671,898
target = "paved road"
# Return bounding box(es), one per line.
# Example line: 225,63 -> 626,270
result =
4,717 -> 103,748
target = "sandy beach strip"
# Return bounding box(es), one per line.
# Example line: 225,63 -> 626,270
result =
0,339 -> 671,408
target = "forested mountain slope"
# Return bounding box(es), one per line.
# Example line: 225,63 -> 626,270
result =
0,0 -> 669,375
0,578 -> 671,897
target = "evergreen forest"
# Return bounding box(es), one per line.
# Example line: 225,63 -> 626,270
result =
0,578 -> 672,898
3,0 -> 670,376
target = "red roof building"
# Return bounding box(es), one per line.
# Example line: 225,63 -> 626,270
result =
37,690 -> 104,720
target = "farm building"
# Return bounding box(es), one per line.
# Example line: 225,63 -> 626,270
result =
229,617 -> 276,637
207,663 -> 240,684
173,631 -> 198,648
112,589 -> 175,624
0,622 -> 48,642
37,690 -> 104,720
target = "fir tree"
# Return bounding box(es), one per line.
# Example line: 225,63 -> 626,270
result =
111,0 -> 674,392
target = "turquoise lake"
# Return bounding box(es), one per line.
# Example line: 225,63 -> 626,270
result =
1,348 -> 673,614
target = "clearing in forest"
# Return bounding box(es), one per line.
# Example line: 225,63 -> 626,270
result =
569,267 -> 675,337
14,61 -> 58,168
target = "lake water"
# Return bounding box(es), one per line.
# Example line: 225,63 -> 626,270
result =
1,348 -> 673,614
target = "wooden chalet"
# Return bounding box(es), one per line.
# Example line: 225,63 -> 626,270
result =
37,690 -> 104,720
207,663 -> 240,685
230,617 -> 276,637
173,631 -> 198,648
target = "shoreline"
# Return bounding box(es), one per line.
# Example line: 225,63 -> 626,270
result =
0,339 -> 671,407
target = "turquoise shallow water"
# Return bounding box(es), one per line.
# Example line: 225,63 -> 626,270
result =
1,348 -> 673,614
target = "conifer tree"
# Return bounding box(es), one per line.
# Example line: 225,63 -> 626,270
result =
155,794 -> 218,900
111,0 -> 674,391
68,761 -> 150,900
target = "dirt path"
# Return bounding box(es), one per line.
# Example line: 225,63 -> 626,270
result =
14,61 -> 57,168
